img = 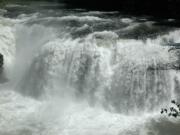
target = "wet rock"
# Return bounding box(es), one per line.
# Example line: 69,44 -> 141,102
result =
0,53 -> 7,83
0,53 -> 3,73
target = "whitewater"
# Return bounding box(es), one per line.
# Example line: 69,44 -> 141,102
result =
0,1 -> 180,135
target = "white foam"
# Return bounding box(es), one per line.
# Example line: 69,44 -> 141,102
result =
121,18 -> 134,24
5,4 -> 27,8
0,90 -> 148,135
0,17 -> 16,79
59,15 -> 106,22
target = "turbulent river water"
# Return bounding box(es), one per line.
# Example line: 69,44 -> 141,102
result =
1,1 -> 180,135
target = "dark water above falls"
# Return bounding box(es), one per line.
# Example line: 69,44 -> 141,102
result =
0,1 -> 180,135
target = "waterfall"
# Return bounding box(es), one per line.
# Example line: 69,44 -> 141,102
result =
0,2 -> 180,135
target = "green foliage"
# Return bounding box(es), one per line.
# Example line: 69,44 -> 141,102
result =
0,0 -> 6,7
0,0 -> 22,7
161,100 -> 180,118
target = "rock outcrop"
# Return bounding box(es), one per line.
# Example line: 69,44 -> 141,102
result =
0,53 -> 7,83
0,53 -> 3,73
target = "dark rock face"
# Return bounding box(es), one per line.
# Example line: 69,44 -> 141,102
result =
0,53 -> 6,83
0,53 -> 3,72
64,0 -> 180,19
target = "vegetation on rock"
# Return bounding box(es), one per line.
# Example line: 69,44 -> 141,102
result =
161,100 -> 180,118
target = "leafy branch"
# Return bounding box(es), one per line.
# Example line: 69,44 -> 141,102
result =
161,100 -> 180,118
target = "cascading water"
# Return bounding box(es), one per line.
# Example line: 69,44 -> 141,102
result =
0,1 -> 180,135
